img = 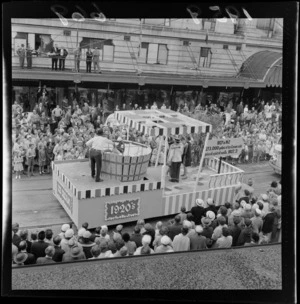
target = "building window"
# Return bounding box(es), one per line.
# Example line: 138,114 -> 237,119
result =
256,18 -> 273,31
139,43 -> 168,64
223,45 -> 229,50
80,38 -> 114,62
14,32 -> 28,55
35,34 -> 53,55
199,47 -> 212,68
236,45 -> 242,51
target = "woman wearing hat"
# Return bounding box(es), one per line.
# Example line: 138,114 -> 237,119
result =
167,135 -> 183,183
154,235 -> 174,253
13,252 -> 28,267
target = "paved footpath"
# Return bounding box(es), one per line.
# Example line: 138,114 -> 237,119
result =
11,161 -> 280,234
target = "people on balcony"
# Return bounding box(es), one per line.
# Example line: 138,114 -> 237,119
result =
86,48 -> 93,73
59,47 -> 68,71
50,44 -> 60,71
74,46 -> 81,73
17,44 -> 26,69
26,44 -> 33,69
92,47 -> 101,74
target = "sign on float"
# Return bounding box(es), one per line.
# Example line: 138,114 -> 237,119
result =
204,137 -> 244,158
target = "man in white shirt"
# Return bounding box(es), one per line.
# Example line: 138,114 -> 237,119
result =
85,128 -> 114,182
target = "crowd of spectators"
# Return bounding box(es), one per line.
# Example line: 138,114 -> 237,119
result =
11,87 -> 282,177
12,177 -> 281,266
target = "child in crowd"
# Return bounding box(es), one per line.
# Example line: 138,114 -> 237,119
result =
38,143 -> 46,174
14,151 -> 24,179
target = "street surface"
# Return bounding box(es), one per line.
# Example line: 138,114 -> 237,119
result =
11,161 -> 280,235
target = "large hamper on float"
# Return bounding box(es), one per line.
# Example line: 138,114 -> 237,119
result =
101,141 -> 152,182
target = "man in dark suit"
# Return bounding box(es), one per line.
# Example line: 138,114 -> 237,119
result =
52,235 -> 65,262
18,241 -> 36,265
51,44 -> 60,70
190,199 -> 206,225
59,46 -> 68,71
167,215 -> 183,241
30,230 -> 49,260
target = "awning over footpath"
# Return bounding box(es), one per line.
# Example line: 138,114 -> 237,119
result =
237,50 -> 282,87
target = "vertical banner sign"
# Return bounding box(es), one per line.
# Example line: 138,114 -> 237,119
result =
57,181 -> 73,214
204,137 -> 244,158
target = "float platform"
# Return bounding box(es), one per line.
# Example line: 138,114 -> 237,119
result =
52,158 -> 244,228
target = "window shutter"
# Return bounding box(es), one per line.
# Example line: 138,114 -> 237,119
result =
147,43 -> 159,64
158,44 -> 168,64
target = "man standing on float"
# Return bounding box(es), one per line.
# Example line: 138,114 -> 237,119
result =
167,135 -> 184,183
85,128 -> 114,182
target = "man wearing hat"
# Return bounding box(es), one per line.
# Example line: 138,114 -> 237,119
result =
200,217 -> 214,239
18,241 -> 36,265
13,252 -> 28,267
68,246 -> 87,262
205,198 -> 218,216
228,216 -> 242,247
189,225 -> 207,250
86,128 -> 114,182
167,135 -> 184,182
58,223 -> 70,239
191,199 -> 206,225
52,235 -> 65,262
60,228 -> 75,253
79,230 -> 95,259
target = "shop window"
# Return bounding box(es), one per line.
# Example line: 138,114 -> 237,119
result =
199,47 -> 212,68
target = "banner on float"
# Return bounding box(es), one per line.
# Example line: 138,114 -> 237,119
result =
205,137 -> 243,158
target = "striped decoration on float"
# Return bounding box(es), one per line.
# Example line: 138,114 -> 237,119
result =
162,185 -> 236,216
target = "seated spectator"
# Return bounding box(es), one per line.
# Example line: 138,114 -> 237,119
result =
12,223 -> 21,247
178,206 -> 187,224
36,246 -> 56,264
52,235 -> 65,262
79,231 -> 96,259
19,229 -> 32,253
191,199 -> 206,225
155,221 -> 163,237
244,232 -> 260,246
142,223 -> 155,249
172,227 -> 190,252
13,252 -> 28,267
154,236 -> 174,253
250,209 -> 263,234
88,245 -> 101,260
45,229 -> 54,245
237,218 -> 253,246
30,230 -> 49,260
211,216 -> 228,248
134,235 -> 155,255
65,246 -> 86,262
18,240 -> 36,265
119,246 -> 129,257
122,233 -> 137,256
205,198 -> 218,216
228,216 -> 242,247
216,227 -> 233,248
189,225 -> 207,250
167,215 -> 183,241
130,226 -> 143,248
60,228 -> 75,253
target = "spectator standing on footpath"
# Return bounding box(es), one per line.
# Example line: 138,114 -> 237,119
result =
17,44 -> 26,69
92,47 -> 102,73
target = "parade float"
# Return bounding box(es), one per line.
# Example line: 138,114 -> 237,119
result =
52,109 -> 245,228
269,136 -> 282,175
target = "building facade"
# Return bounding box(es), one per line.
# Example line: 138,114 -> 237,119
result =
11,18 -> 283,111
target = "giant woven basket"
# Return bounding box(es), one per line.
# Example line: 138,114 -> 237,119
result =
101,141 -> 152,182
